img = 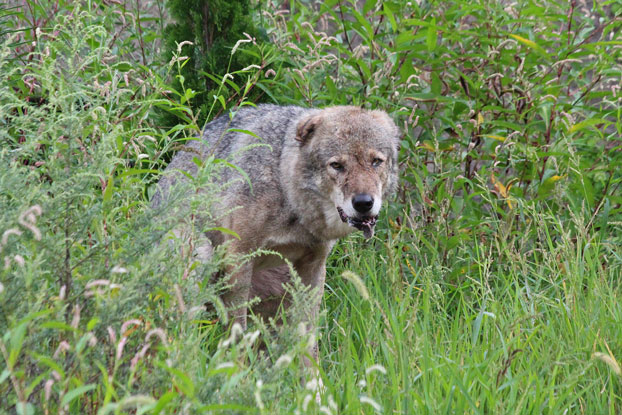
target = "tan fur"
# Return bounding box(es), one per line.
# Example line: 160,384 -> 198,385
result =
153,104 -> 400,364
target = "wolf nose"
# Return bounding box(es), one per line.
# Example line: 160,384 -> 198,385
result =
352,194 -> 374,214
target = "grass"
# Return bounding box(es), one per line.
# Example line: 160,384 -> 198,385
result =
320,210 -> 621,414
1,0 -> 621,413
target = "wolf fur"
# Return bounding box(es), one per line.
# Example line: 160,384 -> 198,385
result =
153,104 -> 399,360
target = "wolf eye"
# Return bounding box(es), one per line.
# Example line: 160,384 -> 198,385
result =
330,162 -> 344,171
372,158 -> 384,167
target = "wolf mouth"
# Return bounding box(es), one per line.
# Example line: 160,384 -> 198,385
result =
337,207 -> 378,239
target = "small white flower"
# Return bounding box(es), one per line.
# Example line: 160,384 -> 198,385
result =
121,319 -> 142,335
302,394 -> 313,411
365,364 -> 387,376
241,64 -> 261,72
176,40 -> 194,54
215,362 -> 235,371
359,395 -> 382,412
111,265 -> 128,274
274,354 -> 292,369
244,330 -> 260,345
231,32 -> 254,55
13,255 -> 25,267
305,378 -> 318,391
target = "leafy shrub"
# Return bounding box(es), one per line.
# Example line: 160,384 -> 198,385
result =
161,0 -> 271,126
265,0 -> 622,264
1,0 -> 621,413
0,3 -> 319,413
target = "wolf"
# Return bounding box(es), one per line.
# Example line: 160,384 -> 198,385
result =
153,104 -> 400,361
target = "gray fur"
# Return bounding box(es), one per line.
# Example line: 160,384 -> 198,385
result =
153,104 -> 400,363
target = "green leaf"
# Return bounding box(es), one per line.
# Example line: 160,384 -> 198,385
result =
383,3 -> 397,32
538,175 -> 565,198
426,18 -> 437,52
213,158 -> 252,193
9,322 -> 27,367
482,134 -> 506,142
16,403 -> 34,415
61,384 -> 96,407
0,369 -> 10,385
227,128 -> 262,140
568,118 -> 607,133
151,391 -> 177,415
87,318 -> 99,331
206,227 -> 240,240
34,355 -> 65,379
103,175 -> 114,203
509,33 -> 548,57
40,321 -> 76,331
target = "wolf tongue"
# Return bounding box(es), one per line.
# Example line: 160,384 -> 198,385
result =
362,223 -> 374,239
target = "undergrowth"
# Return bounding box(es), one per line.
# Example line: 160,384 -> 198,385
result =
1,0 -> 621,414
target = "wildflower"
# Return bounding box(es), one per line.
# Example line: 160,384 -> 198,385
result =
121,319 -> 142,335
302,394 -> 313,411
87,332 -> 97,347
215,362 -> 235,371
53,341 -> 70,358
107,326 -> 116,344
231,32 -> 255,55
340,271 -> 370,300
359,395 -> 382,412
111,265 -> 128,274
220,322 -> 243,348
254,380 -> 264,410
1,228 -> 22,246
305,378 -> 318,391
44,379 -> 54,402
145,328 -> 168,345
176,40 -> 194,54
365,364 -> 387,376
241,64 -> 261,72
116,336 -> 128,361
18,205 -> 42,240
593,352 -> 621,376
71,305 -> 81,329
130,344 -> 150,370
274,354 -> 292,369
244,330 -> 260,345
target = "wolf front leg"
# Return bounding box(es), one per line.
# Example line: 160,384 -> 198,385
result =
294,245 -> 331,366
221,260 -> 253,330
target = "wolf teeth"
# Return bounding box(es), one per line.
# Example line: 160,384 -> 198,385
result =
336,207 -> 348,223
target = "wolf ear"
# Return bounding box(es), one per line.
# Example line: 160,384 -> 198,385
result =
296,114 -> 322,144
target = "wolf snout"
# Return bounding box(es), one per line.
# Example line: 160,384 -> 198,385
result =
352,193 -> 374,214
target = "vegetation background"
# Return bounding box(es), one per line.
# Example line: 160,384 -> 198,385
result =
1,0 -> 621,413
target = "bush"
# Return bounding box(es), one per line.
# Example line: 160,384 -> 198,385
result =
1,0 -> 621,413
265,0 -> 622,265
161,0 -> 270,126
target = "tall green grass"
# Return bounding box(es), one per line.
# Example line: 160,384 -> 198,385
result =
1,0 -> 621,414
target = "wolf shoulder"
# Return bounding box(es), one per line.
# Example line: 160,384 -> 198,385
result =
201,104 -> 314,161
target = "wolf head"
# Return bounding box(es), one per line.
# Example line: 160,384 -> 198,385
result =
294,106 -> 400,239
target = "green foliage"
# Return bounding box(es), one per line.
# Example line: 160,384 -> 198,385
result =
0,2 -> 317,413
1,0 -> 621,414
161,0 -> 269,126
267,0 -> 622,266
